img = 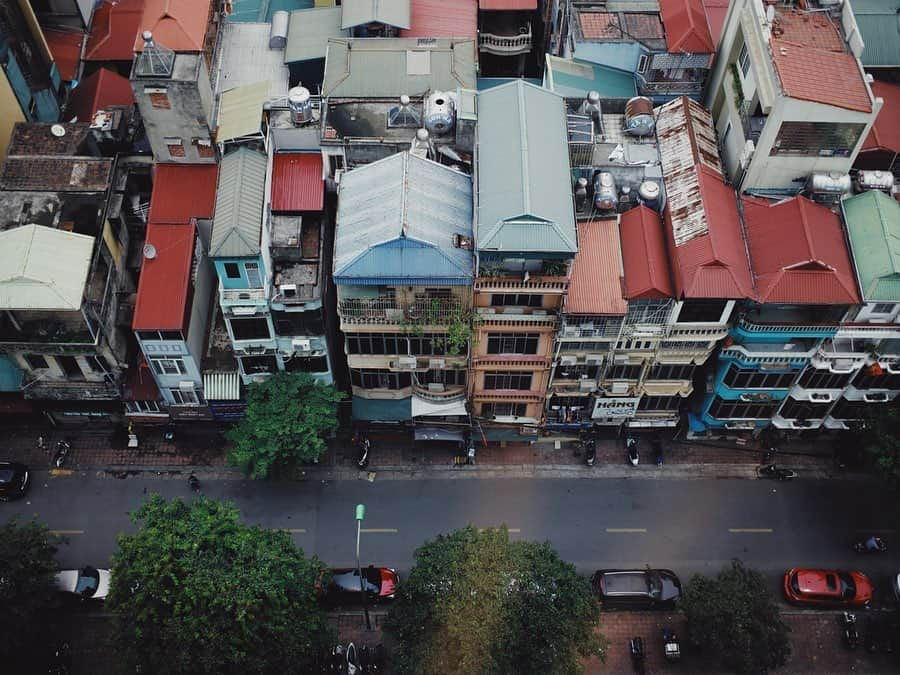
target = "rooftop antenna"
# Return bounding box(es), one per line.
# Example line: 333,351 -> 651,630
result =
134,31 -> 175,77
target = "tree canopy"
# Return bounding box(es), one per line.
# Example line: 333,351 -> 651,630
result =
0,518 -> 59,660
225,371 -> 344,477
681,560 -> 791,674
862,407 -> 900,483
107,495 -> 333,675
385,525 -> 604,675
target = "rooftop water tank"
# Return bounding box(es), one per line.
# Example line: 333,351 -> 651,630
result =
288,86 -> 313,125
624,96 -> 655,136
424,91 -> 456,135
593,172 -> 618,211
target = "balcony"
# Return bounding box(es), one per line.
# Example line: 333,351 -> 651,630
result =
474,276 -> 568,294
412,383 -> 467,402
0,310 -> 96,345
339,296 -> 466,327
220,286 -> 267,306
474,355 -> 551,368
473,390 -> 545,403
479,24 -> 532,56
23,376 -> 121,401
476,307 -> 558,329
559,320 -> 622,339
734,317 -> 838,339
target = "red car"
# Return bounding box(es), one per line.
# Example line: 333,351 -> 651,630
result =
319,566 -> 398,604
783,568 -> 873,607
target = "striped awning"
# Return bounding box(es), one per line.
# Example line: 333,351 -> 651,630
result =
203,371 -> 241,401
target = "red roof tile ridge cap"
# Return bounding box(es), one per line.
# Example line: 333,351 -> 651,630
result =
794,197 -> 820,263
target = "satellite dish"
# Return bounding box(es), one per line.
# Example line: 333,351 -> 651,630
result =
50,124 -> 66,138
142,244 -> 157,259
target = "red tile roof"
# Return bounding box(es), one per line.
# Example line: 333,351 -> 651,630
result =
659,0 -> 714,53
65,68 -> 135,123
773,7 -> 844,51
742,195 -> 860,305
132,222 -> 195,330
619,206 -> 674,300
401,0 -> 477,40
43,28 -> 84,82
148,164 -> 219,224
135,0 -> 211,53
665,165 -> 755,300
579,12 -> 623,40
862,81 -> 900,154
85,0 -> 145,62
479,0 -> 536,9
700,0 -> 728,49
566,219 -> 628,315
271,153 -> 324,212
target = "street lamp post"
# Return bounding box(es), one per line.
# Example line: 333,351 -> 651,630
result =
355,503 -> 372,631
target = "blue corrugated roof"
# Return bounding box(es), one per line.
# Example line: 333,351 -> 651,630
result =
352,396 -> 411,421
544,55 -> 636,99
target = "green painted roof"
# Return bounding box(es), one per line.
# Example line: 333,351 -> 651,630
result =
843,190 -> 900,301
543,55 -> 637,99
849,0 -> 900,67
211,147 -> 268,258
284,7 -> 349,64
476,80 -> 577,255
341,0 -> 410,29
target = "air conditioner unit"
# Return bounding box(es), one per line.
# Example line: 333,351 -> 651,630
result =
610,382 -> 629,395
562,326 -> 578,337
476,307 -> 496,315
864,392 -> 889,403
613,354 -> 629,365
532,309 -> 548,316
559,356 -> 577,366
586,354 -> 604,365
396,356 -> 417,369
232,306 -> 257,316
292,338 -> 311,352
581,323 -> 594,331
178,381 -> 195,392
279,284 -> 298,298
427,382 -> 445,392
429,358 -> 445,369
579,379 -> 595,392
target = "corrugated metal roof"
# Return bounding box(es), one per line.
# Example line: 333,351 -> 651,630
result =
480,0 -> 536,8
216,22 -> 290,101
227,0 -> 314,22
322,38 -> 476,97
862,81 -> 900,154
148,164 -> 219,224
272,153 -> 324,212
655,96 -> 723,247
84,0 -> 144,62
476,80 -> 577,254
211,147 -> 268,257
0,225 -> 93,311
700,0 -> 728,49
203,371 -> 241,400
743,196 -> 860,305
284,7 -> 349,63
544,55 -> 637,99
135,0 -> 211,52
566,219 -> 627,315
843,190 -> 900,302
334,152 -> 474,283
133,222 -> 195,330
43,28 -> 85,81
619,205 -> 674,300
665,166 -> 755,300
65,68 -> 136,123
659,0 -> 714,53
216,81 -> 269,143
850,0 -> 900,67
341,0 -> 410,29
400,0 -> 477,40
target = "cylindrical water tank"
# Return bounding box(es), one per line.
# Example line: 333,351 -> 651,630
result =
574,177 -> 589,212
270,11 -> 289,49
424,91 -> 456,135
288,86 -> 313,125
638,180 -> 660,209
593,172 -> 618,211
624,96 -> 655,136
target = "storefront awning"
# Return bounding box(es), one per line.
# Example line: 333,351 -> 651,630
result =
411,394 -> 468,418
414,426 -> 465,442
352,396 -> 411,422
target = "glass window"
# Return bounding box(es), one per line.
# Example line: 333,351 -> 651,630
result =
224,263 -> 241,279
770,122 -> 866,157
24,354 -> 49,370
738,43 -> 750,77
230,318 -> 271,341
486,333 -> 539,354
777,398 -> 832,419
170,389 -> 199,405
676,301 -> 727,323
483,371 -> 533,390
797,369 -> 852,390
872,303 -> 895,315
245,262 -> 262,288
481,402 -> 527,417
150,358 -> 186,376
605,364 -> 642,380
647,364 -> 695,380
160,331 -> 182,341
638,396 -> 682,411
239,355 -> 278,374
707,396 -> 778,419
350,369 -> 411,390
723,365 -> 796,389
490,294 -> 543,307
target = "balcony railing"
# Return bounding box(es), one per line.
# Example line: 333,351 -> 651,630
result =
412,384 -> 467,402
339,297 -> 465,326
737,318 -> 837,335
478,24 -> 532,56
474,276 -> 568,293
473,390 -> 544,403
221,287 -> 267,303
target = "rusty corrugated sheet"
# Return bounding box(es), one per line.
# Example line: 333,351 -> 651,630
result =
400,0 -> 476,40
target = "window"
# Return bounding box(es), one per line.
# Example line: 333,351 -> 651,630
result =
137,330 -> 183,341
605,364 -> 642,380
647,364 -> 695,381
165,137 -> 185,158
637,54 -> 649,74
722,365 -> 796,389
482,402 -> 527,418
420,369 -> 467,386
150,358 -> 187,376
707,396 -> 778,419
872,303 -> 895,315
491,294 -> 543,307
85,356 -> 111,373
852,368 -> 900,390
777,398 -> 832,420
126,400 -> 163,414
770,122 -> 866,157
721,121 -> 732,149
57,356 -> 83,378
638,396 -> 682,411
170,388 -> 199,405
483,371 -> 533,390
676,300 -> 727,323
738,43 -> 750,78
193,137 -> 214,159
24,354 -> 49,370
224,262 -> 241,279
797,369 -> 852,390
328,154 -> 344,175
345,333 -> 447,356
230,318 -> 271,341
245,262 -> 262,288
486,333 -> 539,355
350,369 -> 411,390
147,88 -> 170,109
273,310 -> 324,336
830,398 -> 872,420
239,355 -> 278,374
284,355 -> 329,373
555,365 -> 600,380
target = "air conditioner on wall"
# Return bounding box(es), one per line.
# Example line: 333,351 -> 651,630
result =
610,382 -> 629,395
586,355 -> 604,364
429,358 -> 445,369
279,284 -> 298,298
396,356 -> 417,369
559,356 -> 577,366
292,338 -> 311,352
579,380 -> 595,392
178,381 -> 195,392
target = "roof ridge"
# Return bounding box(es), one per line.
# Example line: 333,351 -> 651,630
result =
516,81 -> 531,215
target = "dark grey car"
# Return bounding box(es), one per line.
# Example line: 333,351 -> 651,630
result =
0,462 -> 29,501
590,568 -> 682,608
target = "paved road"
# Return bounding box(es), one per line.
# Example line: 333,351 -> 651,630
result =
6,472 -> 900,601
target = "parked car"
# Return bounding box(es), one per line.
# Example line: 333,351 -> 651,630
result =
783,568 -> 872,607
55,566 -> 110,600
0,461 -> 29,501
319,565 -> 398,604
590,569 -> 682,608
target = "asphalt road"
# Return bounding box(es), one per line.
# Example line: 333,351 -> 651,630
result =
5,473 -> 900,602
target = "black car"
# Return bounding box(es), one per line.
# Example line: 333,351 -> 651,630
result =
0,462 -> 29,501
591,568 -> 682,609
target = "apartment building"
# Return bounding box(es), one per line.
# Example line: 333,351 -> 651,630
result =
472,80 -> 577,436
334,152 -> 473,426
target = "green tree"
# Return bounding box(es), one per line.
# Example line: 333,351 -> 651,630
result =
385,525 -> 604,675
862,407 -> 900,483
681,560 -> 790,674
107,495 -> 333,675
226,371 -> 344,478
0,518 -> 59,660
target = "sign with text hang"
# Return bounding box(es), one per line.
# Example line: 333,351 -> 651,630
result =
592,397 -> 640,419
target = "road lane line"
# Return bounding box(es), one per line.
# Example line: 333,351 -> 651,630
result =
606,528 -> 647,533
282,528 -> 307,534
50,530 -> 84,535
729,528 -> 773,533
477,528 -> 521,533
360,528 -> 398,534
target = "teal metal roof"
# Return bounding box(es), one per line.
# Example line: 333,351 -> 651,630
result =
477,77 -> 542,91
210,147 -> 268,258
284,7 -> 348,63
352,396 -> 411,421
334,152 -> 474,284
227,0 -> 313,23
543,55 -> 637,99
843,190 -> 900,301
476,80 -> 577,255
322,38 -> 476,97
341,0 -> 410,29
849,0 -> 900,67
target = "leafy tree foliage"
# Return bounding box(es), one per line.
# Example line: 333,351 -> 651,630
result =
226,372 -> 344,477
385,525 -> 604,675
681,560 -> 790,674
862,407 -> 900,483
107,495 -> 333,675
0,518 -> 59,659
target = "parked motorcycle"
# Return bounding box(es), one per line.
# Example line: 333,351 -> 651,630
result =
853,536 -> 887,553
357,435 -> 370,470
757,464 -> 795,481
629,636 -> 645,674
329,644 -> 346,673
585,438 -> 596,467
840,612 -> 860,650
652,435 -> 663,466
626,436 -> 639,467
346,642 -> 360,675
53,439 -> 71,468
662,628 -> 681,662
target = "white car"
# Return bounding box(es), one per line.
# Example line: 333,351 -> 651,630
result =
55,566 -> 110,600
